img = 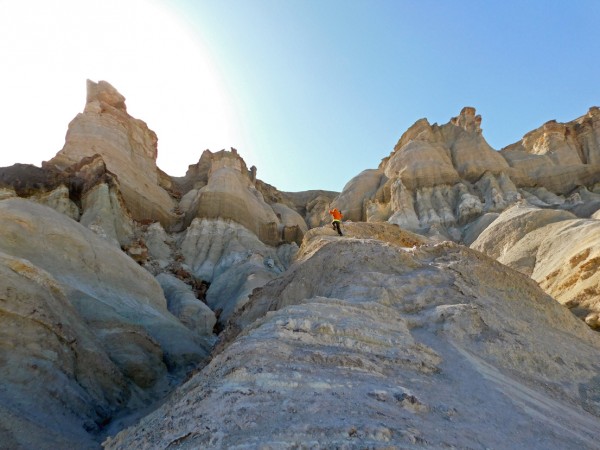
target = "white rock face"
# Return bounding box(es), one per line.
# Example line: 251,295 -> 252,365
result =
471,204 -> 600,329
105,224 -> 600,449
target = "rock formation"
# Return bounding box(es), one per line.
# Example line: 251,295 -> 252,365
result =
471,204 -> 600,330
45,80 -> 179,229
329,106 -> 600,242
2,80 -> 600,449
0,199 -> 213,449
105,224 -> 600,450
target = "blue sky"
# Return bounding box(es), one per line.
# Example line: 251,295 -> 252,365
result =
1,1 -> 599,193
169,0 -> 600,192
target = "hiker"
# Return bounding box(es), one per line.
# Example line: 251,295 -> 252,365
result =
329,207 -> 343,236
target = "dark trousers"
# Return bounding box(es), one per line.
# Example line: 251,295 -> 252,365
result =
332,220 -> 343,236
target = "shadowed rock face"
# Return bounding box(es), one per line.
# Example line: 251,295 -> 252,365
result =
104,224 -> 600,450
0,199 -> 213,449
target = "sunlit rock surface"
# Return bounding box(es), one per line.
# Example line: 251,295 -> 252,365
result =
2,80 -> 600,448
472,204 -> 600,330
45,80 -> 178,228
329,106 -> 600,242
105,223 -> 600,450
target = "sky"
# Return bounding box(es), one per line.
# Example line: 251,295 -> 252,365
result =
1,1 -> 600,192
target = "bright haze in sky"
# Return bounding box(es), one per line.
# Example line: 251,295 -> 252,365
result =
1,0 -> 600,192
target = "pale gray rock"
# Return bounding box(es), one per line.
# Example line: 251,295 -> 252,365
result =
0,199 -> 210,381
387,178 -> 420,231
331,168 -> 385,222
0,251 -> 130,450
105,224 -> 600,450
472,206 -> 600,330
385,130 -> 460,189
156,273 -> 217,337
501,108 -> 600,194
326,106 -> 600,243
80,182 -> 135,247
143,222 -> 173,266
179,218 -> 294,323
470,204 -> 576,260
282,190 -> 339,229
270,202 -> 308,244
446,107 -> 510,181
462,212 -> 499,245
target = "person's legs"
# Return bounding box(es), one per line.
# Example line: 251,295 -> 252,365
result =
334,221 -> 343,236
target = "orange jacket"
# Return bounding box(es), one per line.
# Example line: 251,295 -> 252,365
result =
329,208 -> 343,221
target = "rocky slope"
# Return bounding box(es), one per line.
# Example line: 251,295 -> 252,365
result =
105,223 -> 600,449
0,199 -> 214,450
1,80 -> 600,448
471,204 -> 600,330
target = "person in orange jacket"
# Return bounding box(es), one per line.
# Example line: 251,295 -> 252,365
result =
329,207 -> 343,236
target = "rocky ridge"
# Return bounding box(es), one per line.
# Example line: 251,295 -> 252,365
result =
333,106 -> 600,242
105,224 -> 600,449
1,80 -> 600,448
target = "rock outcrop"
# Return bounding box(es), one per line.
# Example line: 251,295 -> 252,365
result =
3,79 -> 600,449
501,107 -> 600,192
105,224 -> 600,450
45,80 -> 178,228
178,218 -> 295,325
472,204 -> 600,330
0,199 -> 214,448
176,148 -> 328,246
329,106 -> 600,242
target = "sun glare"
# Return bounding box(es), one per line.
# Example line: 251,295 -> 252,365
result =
0,0 -> 243,176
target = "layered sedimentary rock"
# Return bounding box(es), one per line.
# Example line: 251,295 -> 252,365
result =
0,199 -> 214,448
178,218 -> 296,325
329,106 -> 600,243
472,204 -> 600,330
45,80 -> 178,228
501,107 -> 600,192
105,223 -> 600,450
4,77 -> 600,449
178,149 -> 283,245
